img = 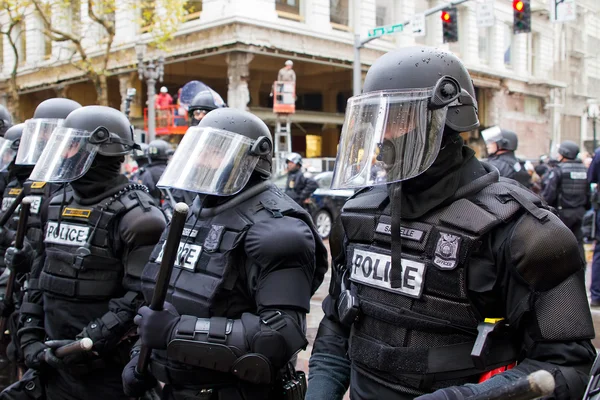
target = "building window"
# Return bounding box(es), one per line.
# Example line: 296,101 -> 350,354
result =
183,0 -> 202,20
528,32 -> 539,76
503,24 -> 512,68
276,0 -> 302,21
524,96 -> 542,116
375,0 -> 393,27
330,0 -> 349,29
478,27 -> 491,65
140,1 -> 155,32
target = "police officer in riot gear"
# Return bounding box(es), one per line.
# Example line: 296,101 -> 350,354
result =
137,139 -> 173,204
0,106 -> 13,202
122,108 -> 328,400
542,140 -> 589,261
2,106 -> 166,400
187,89 -> 227,126
284,153 -> 318,206
130,143 -> 149,182
306,46 -> 595,400
483,127 -> 532,188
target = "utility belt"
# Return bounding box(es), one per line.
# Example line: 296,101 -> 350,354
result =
161,363 -> 306,400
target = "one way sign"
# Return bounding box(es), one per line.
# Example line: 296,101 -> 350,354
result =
411,13 -> 426,37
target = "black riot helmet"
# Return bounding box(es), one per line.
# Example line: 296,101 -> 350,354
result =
0,123 -> 24,171
331,46 -> 474,189
157,108 -> 273,196
482,127 -> 518,154
28,106 -> 139,183
133,143 -> 149,162
558,140 -> 580,160
4,123 -> 24,150
17,98 -> 82,166
0,105 -> 12,137
188,89 -> 227,127
147,139 -> 173,162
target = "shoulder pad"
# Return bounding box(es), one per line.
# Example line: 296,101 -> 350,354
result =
49,190 -> 74,205
471,181 -> 547,223
343,186 -> 389,212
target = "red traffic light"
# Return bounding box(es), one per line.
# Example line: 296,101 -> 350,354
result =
441,11 -> 451,22
513,0 -> 524,11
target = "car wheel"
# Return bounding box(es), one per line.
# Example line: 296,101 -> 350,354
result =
314,209 -> 332,239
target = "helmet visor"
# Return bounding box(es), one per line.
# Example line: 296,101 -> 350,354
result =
29,127 -> 99,183
16,118 -> 63,165
331,88 -> 447,189
0,138 -> 16,172
157,126 -> 260,196
480,126 -> 502,144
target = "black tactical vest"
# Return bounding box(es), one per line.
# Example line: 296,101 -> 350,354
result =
2,181 -> 54,247
558,162 -> 588,209
141,183 -> 327,384
342,172 -> 547,393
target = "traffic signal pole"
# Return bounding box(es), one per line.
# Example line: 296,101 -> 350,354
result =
352,0 -> 471,96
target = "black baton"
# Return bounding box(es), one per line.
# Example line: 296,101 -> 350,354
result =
0,197 -> 32,334
0,188 -> 27,228
466,370 -> 555,400
136,202 -> 189,375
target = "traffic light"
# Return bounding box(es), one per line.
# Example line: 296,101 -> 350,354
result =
441,8 -> 458,43
513,0 -> 531,34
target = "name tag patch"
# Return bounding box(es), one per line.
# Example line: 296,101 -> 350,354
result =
156,241 -> 202,271
182,228 -> 198,238
8,188 -> 21,196
570,172 -> 587,180
349,248 -> 425,298
45,222 -> 90,246
62,208 -> 92,218
375,223 -> 425,242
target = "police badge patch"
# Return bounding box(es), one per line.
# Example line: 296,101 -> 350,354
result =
433,232 -> 461,270
204,225 -> 225,252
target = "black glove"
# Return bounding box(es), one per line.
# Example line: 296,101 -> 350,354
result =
134,302 -> 180,350
0,227 -> 15,248
43,340 -> 91,371
415,386 -> 475,400
122,353 -> 157,397
5,240 -> 33,274
22,341 -> 48,370
77,314 -> 124,355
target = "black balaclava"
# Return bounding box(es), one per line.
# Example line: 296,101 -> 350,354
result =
391,132 -> 482,219
71,154 -> 128,200
8,161 -> 34,186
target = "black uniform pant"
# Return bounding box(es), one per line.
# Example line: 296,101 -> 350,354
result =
162,384 -> 274,400
559,207 -> 586,262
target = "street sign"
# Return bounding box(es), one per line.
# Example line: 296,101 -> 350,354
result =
411,13 -> 426,37
476,0 -> 495,28
368,23 -> 404,38
549,0 -> 576,23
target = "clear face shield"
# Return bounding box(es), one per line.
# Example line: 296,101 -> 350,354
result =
0,138 -> 17,172
16,118 -> 64,166
157,126 -> 271,196
29,126 -> 136,183
331,76 -> 462,189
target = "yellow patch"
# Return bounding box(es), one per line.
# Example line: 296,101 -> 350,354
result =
62,208 -> 92,218
289,180 -> 295,189
30,182 -> 46,189
8,188 -> 21,195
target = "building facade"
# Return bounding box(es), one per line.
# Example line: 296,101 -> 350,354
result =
2,0 -> 599,162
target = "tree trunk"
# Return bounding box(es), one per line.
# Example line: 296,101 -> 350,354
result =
96,74 -> 109,106
7,73 -> 20,122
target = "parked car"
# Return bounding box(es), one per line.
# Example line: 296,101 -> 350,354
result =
272,171 -> 355,239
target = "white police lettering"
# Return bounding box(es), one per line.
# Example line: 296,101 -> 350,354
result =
1,197 -> 14,212
570,172 -> 587,180
44,222 -> 90,246
349,248 -> 425,298
375,223 -> 425,241
26,196 -> 43,215
156,241 -> 202,271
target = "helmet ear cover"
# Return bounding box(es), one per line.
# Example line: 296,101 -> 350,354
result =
429,76 -> 461,110
88,126 -> 139,150
249,136 -> 272,157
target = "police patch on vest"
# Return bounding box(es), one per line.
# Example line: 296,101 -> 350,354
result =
349,248 -> 425,298
62,208 -> 92,218
30,182 -> 46,189
8,188 -> 21,196
1,197 -> 15,212
45,222 -> 90,246
433,232 -> 461,270
570,171 -> 587,180
156,241 -> 202,271
204,225 -> 224,252
25,196 -> 42,215
374,223 -> 425,242
289,180 -> 295,189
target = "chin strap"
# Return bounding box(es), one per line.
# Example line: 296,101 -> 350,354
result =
389,182 -> 404,288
